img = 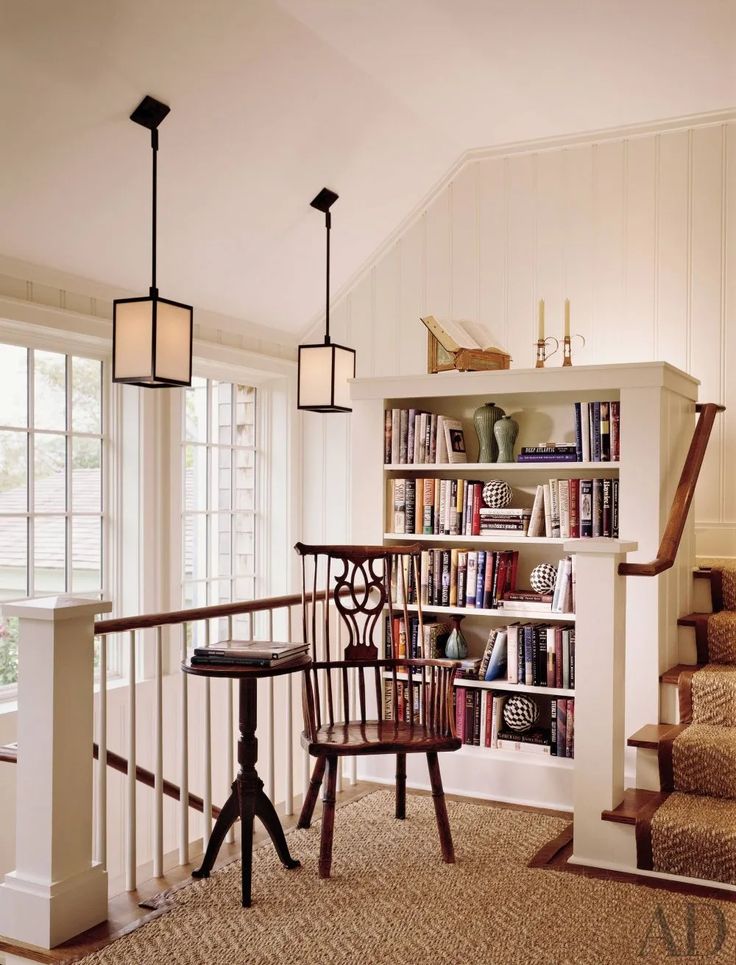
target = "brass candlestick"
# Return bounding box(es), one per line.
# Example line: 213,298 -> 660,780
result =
535,336 -> 559,368
562,333 -> 585,367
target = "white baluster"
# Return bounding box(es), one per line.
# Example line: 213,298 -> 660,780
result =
179,624 -> 189,866
225,615 -> 235,844
349,666 -> 357,786
267,609 -> 275,802
153,626 -> 164,878
336,613 -> 343,793
202,620 -> 212,844
284,606 -> 294,816
126,630 -> 137,892
95,635 -> 107,869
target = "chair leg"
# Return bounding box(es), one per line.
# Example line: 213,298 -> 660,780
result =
318,756 -> 338,879
395,752 -> 406,819
298,756 -> 326,829
426,751 -> 455,864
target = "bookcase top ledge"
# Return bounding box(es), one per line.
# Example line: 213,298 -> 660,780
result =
350,361 -> 699,404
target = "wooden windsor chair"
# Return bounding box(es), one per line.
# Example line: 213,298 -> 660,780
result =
295,542 -> 461,879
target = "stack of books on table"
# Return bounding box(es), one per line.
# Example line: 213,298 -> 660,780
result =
190,640 -> 309,668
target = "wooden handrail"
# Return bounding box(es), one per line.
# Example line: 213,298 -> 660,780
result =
619,402 -> 725,577
1,741 -> 221,819
94,588 -> 308,635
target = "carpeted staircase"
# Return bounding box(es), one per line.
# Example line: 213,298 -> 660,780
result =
635,564 -> 736,885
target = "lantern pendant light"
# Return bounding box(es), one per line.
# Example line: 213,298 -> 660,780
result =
113,95 -> 193,387
297,188 -> 356,412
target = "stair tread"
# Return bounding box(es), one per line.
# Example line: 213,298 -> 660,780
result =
601,788 -> 667,824
627,723 -> 681,749
693,569 -> 712,579
661,663 -> 702,684
678,612 -> 709,626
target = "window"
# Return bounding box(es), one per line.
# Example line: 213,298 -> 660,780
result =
0,344 -> 106,687
182,378 -> 256,642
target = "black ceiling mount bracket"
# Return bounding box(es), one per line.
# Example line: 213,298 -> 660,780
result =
130,95 -> 170,131
310,187 -> 339,213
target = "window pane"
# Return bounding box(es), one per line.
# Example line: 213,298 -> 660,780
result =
72,357 -> 102,433
0,431 -> 28,509
183,582 -> 207,647
0,616 -> 19,687
212,445 -> 231,511
72,437 -> 101,513
212,382 -> 232,446
234,448 -> 255,511
34,516 -> 66,592
184,445 -> 206,513
34,351 -> 66,431
234,514 -> 255,577
72,516 -> 101,593
234,384 -> 255,447
0,518 -> 27,599
35,434 -> 66,512
183,513 -> 207,583
209,513 -> 231,582
0,345 -> 27,427
185,377 -> 207,443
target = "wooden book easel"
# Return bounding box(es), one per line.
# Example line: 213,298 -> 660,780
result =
421,315 -> 511,373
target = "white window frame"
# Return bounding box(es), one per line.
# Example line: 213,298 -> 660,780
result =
0,322 -> 118,701
167,349 -> 298,662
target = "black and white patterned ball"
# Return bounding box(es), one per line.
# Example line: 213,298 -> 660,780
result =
481,479 -> 513,509
530,562 -> 557,595
503,695 -> 540,733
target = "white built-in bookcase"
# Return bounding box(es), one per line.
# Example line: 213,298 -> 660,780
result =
350,362 -> 698,811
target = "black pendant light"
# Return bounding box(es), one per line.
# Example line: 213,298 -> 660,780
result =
113,96 -> 193,387
297,188 -> 356,412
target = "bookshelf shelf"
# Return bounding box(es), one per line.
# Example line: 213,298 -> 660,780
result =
385,461 -> 621,472
457,744 -> 575,768
385,532 -> 568,545
402,603 -> 576,622
383,670 -> 574,698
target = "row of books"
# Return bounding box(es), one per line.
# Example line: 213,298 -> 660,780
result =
393,550 -> 574,614
573,401 -> 620,462
391,478 -> 535,537
460,690 -> 576,758
384,408 -> 467,465
469,624 -> 576,688
527,478 -> 619,539
402,548 -> 520,610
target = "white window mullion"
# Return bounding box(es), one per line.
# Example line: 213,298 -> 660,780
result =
27,348 -> 35,597
65,355 -> 73,592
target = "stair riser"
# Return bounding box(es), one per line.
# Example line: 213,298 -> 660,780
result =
678,625 -> 698,665
636,747 -> 661,791
660,680 -> 680,725
692,575 -> 713,614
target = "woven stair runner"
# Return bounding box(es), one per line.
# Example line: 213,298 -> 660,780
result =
637,565 -> 736,884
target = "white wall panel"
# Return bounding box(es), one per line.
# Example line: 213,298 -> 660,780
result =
304,115 -> 736,557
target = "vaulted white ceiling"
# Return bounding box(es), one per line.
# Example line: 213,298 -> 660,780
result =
0,0 -> 732,338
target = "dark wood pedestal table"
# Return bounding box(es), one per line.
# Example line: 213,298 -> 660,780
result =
182,654 -> 311,907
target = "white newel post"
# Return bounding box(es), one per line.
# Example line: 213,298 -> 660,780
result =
565,539 -> 639,872
0,596 -> 112,949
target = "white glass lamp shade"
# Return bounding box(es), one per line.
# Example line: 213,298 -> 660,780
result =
297,341 -> 356,412
113,294 -> 193,386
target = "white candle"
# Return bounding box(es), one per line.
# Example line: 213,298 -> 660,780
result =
564,299 -> 571,338
538,299 -> 545,341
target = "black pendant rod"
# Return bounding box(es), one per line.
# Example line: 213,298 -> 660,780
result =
150,128 -> 158,296
324,209 -> 331,344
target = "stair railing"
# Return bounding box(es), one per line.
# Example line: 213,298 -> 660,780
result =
619,403 -> 725,577
0,586 -> 352,948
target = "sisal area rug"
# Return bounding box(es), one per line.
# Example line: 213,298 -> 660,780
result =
77,791 -> 736,965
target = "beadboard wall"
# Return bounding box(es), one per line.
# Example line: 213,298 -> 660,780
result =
301,112 -> 736,558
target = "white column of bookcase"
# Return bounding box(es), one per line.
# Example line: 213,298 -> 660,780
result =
565,538 -> 638,872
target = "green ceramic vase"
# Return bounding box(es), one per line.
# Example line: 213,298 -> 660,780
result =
494,415 -> 519,463
473,401 -> 505,463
